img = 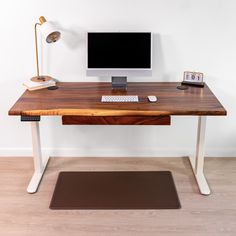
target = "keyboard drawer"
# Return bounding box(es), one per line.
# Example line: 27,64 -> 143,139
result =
62,116 -> 171,125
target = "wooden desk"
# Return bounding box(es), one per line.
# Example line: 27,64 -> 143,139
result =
9,82 -> 226,194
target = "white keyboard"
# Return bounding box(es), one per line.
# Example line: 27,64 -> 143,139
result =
101,95 -> 139,102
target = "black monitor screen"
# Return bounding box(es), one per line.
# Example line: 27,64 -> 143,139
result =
87,32 -> 151,69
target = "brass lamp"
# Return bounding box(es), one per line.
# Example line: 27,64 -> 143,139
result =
31,16 -> 61,82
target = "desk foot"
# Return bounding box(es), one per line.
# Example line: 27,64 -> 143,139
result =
188,156 -> 210,195
27,156 -> 50,193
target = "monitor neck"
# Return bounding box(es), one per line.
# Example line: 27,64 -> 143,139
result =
111,77 -> 127,91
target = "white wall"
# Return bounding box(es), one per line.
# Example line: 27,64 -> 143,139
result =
0,0 -> 235,157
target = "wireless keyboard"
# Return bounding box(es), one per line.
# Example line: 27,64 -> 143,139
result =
101,95 -> 139,102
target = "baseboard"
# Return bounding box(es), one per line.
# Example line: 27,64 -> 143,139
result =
0,147 -> 235,157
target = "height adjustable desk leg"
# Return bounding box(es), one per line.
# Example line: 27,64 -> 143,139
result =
27,122 -> 50,193
189,116 -> 211,195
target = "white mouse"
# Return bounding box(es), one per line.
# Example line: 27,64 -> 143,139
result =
148,95 -> 157,102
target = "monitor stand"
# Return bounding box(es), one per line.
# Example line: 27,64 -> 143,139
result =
112,77 -> 127,90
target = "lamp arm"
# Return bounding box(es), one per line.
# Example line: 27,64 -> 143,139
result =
34,23 -> 41,77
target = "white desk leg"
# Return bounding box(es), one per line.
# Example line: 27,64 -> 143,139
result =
188,116 -> 211,195
27,122 -> 49,194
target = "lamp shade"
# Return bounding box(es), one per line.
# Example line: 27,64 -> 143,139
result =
40,21 -> 61,43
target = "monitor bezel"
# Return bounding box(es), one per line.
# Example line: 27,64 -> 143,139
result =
86,32 -> 153,77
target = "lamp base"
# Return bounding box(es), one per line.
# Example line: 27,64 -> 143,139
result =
31,75 -> 53,83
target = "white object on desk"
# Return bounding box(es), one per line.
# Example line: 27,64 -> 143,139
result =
147,95 -> 157,102
23,80 -> 56,91
101,95 -> 139,102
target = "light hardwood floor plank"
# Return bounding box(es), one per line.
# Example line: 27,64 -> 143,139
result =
0,157 -> 235,236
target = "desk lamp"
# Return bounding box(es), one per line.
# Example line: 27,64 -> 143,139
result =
31,16 -> 61,83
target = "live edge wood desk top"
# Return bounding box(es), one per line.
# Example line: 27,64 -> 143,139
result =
8,82 -> 226,117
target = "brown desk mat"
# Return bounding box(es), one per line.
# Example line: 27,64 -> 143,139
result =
50,171 -> 181,210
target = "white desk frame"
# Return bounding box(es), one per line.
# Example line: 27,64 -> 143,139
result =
27,116 -> 210,195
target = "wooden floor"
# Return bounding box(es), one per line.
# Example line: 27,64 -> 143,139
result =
0,157 -> 236,236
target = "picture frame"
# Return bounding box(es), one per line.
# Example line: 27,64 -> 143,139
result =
182,71 -> 204,87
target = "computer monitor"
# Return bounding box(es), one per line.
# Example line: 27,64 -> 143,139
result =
87,32 -> 152,89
